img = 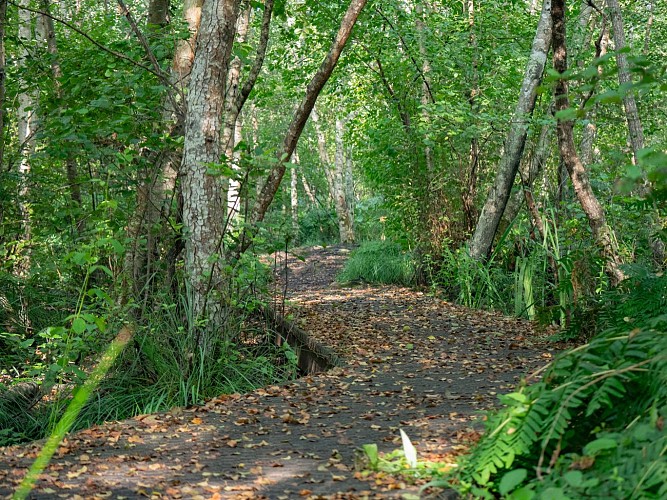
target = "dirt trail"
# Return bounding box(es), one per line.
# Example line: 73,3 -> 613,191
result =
0,246 -> 557,498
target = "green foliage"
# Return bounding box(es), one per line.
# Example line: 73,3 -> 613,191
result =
427,246 -> 512,312
449,296 -> 667,499
337,240 -> 415,286
298,206 -> 339,246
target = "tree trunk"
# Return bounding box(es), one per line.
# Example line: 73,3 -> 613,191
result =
301,173 -> 316,205
415,3 -> 434,175
463,0 -> 480,233
312,105 -> 357,243
124,0 -> 193,305
0,0 -> 6,169
552,0 -> 625,287
147,0 -> 169,28
173,0 -> 204,85
17,0 -> 36,277
468,0 -> 552,260
311,106 -> 335,200
334,114 -> 355,243
643,1 -> 654,55
181,0 -> 240,333
291,153 -> 299,238
240,0 -> 368,255
223,5 -> 251,220
502,120 -> 553,228
606,0 -> 644,163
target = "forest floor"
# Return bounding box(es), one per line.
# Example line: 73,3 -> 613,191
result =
0,246 -> 561,499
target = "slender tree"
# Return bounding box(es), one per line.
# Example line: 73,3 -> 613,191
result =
0,0 -> 6,169
16,0 -> 37,277
606,0 -> 644,163
468,0 -> 552,260
552,0 -> 625,286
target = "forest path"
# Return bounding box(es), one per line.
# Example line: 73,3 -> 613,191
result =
0,246 -> 558,499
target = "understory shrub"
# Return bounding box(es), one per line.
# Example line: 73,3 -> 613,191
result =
298,207 -> 338,246
444,273 -> 667,499
0,249 -> 297,447
337,240 -> 415,286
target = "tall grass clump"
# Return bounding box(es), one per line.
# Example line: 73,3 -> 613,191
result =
337,240 -> 415,286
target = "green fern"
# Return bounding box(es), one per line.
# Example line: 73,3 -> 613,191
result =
454,317 -> 667,497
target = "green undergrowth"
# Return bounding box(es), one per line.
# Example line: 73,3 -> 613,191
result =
0,250 -> 299,447
337,240 -> 416,286
428,270 -> 667,499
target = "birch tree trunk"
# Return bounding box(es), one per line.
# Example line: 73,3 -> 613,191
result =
312,106 -> 356,243
606,0 -> 644,163
17,0 -> 36,277
311,106 -> 335,200
223,0 -> 274,220
181,0 -> 240,333
468,0 -> 552,260
552,0 -> 625,287
0,0 -> 7,169
223,5 -> 250,220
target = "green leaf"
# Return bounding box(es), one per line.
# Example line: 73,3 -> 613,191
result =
499,468 -> 527,495
563,470 -> 583,487
71,318 -> 87,335
540,488 -> 571,500
20,338 -> 35,348
554,108 -> 578,121
583,437 -> 617,455
504,392 -> 528,404
509,487 -> 536,500
362,443 -> 378,467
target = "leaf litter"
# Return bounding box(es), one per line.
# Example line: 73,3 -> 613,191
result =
0,245 -> 561,499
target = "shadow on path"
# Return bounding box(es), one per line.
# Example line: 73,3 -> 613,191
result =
0,246 -> 558,499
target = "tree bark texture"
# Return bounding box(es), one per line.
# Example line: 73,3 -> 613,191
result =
0,0 -> 7,169
17,0 -> 36,277
552,0 -> 625,287
173,0 -> 204,84
502,120 -> 553,228
243,0 -> 368,252
468,0 -> 552,260
606,0 -> 644,163
124,0 -> 197,305
181,0 -> 241,330
148,0 -> 169,27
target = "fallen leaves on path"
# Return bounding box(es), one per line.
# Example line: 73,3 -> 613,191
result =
0,246 -> 560,499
